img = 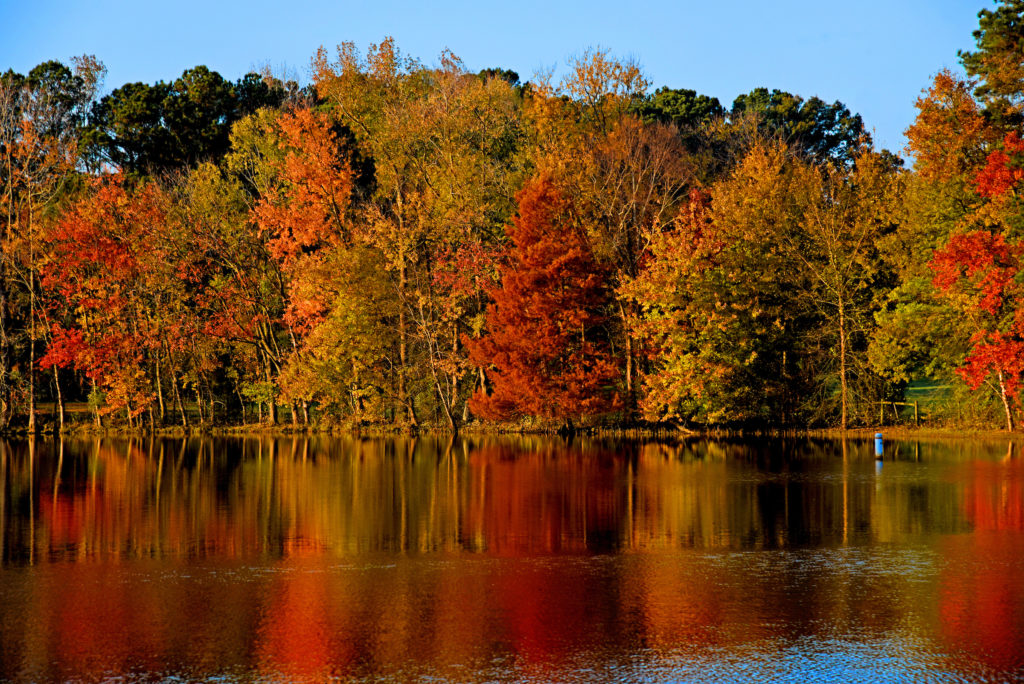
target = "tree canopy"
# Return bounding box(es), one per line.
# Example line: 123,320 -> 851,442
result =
731,87 -> 869,164
80,66 -> 288,174
8,9 -> 1024,433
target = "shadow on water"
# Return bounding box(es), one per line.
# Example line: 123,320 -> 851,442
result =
0,434 -> 1023,681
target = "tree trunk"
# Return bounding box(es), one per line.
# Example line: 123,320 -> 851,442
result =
351,356 -> 364,420
52,365 -> 64,433
91,378 -> 101,429
234,382 -> 247,425
422,304 -> 458,432
445,398 -> 457,431
447,323 -> 461,432
838,296 -> 849,430
998,369 -> 1015,432
625,333 -> 633,407
263,361 -> 276,425
154,354 -> 166,424
194,387 -> 205,425
172,375 -> 188,428
0,266 -> 8,429
27,206 -> 35,435
398,262 -> 417,428
619,303 -> 635,420
205,384 -> 215,426
559,417 -> 575,436
1,133 -> 11,430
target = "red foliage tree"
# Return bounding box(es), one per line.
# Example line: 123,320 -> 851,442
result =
974,132 -> 1024,198
931,230 -> 1024,430
931,231 -> 1019,315
466,177 -> 620,425
39,175 -> 172,423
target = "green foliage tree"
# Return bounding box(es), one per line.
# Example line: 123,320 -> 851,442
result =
960,0 -> 1024,128
632,86 -> 724,130
82,67 -> 286,175
731,87 -> 868,164
626,141 -> 900,427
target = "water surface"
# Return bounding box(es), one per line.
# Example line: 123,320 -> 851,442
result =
1,435 -> 1022,681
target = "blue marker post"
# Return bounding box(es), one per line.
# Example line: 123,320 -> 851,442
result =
874,432 -> 884,460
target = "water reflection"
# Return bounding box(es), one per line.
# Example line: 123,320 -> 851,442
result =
0,435 -> 1022,681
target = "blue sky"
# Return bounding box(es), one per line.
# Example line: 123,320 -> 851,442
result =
2,0 -> 985,154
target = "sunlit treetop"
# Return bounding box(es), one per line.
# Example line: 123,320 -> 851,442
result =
960,0 -> 1024,126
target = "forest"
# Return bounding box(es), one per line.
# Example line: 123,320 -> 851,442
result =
2,1 -> 1024,433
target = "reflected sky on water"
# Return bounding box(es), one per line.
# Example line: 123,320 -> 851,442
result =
1,435 -> 1022,681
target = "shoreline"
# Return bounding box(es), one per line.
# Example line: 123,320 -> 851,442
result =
2,422 -> 1022,442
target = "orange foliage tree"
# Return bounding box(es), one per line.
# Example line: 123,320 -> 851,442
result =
467,177 -> 619,426
905,70 -> 993,184
254,108 -> 358,422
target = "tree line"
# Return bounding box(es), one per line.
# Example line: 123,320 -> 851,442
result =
3,1 -> 1024,432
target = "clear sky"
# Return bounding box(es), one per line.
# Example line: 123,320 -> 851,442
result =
2,0 -> 985,154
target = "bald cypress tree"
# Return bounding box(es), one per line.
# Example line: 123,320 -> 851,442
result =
467,176 -> 620,427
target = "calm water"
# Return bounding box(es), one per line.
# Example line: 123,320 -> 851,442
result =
1,435 -> 1022,682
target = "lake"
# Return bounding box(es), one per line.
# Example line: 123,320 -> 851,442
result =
1,434 -> 1022,682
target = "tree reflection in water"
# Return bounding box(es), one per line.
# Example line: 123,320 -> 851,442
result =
0,435 -> 1022,681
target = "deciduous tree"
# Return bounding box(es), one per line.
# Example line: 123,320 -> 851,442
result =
467,177 -> 619,427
